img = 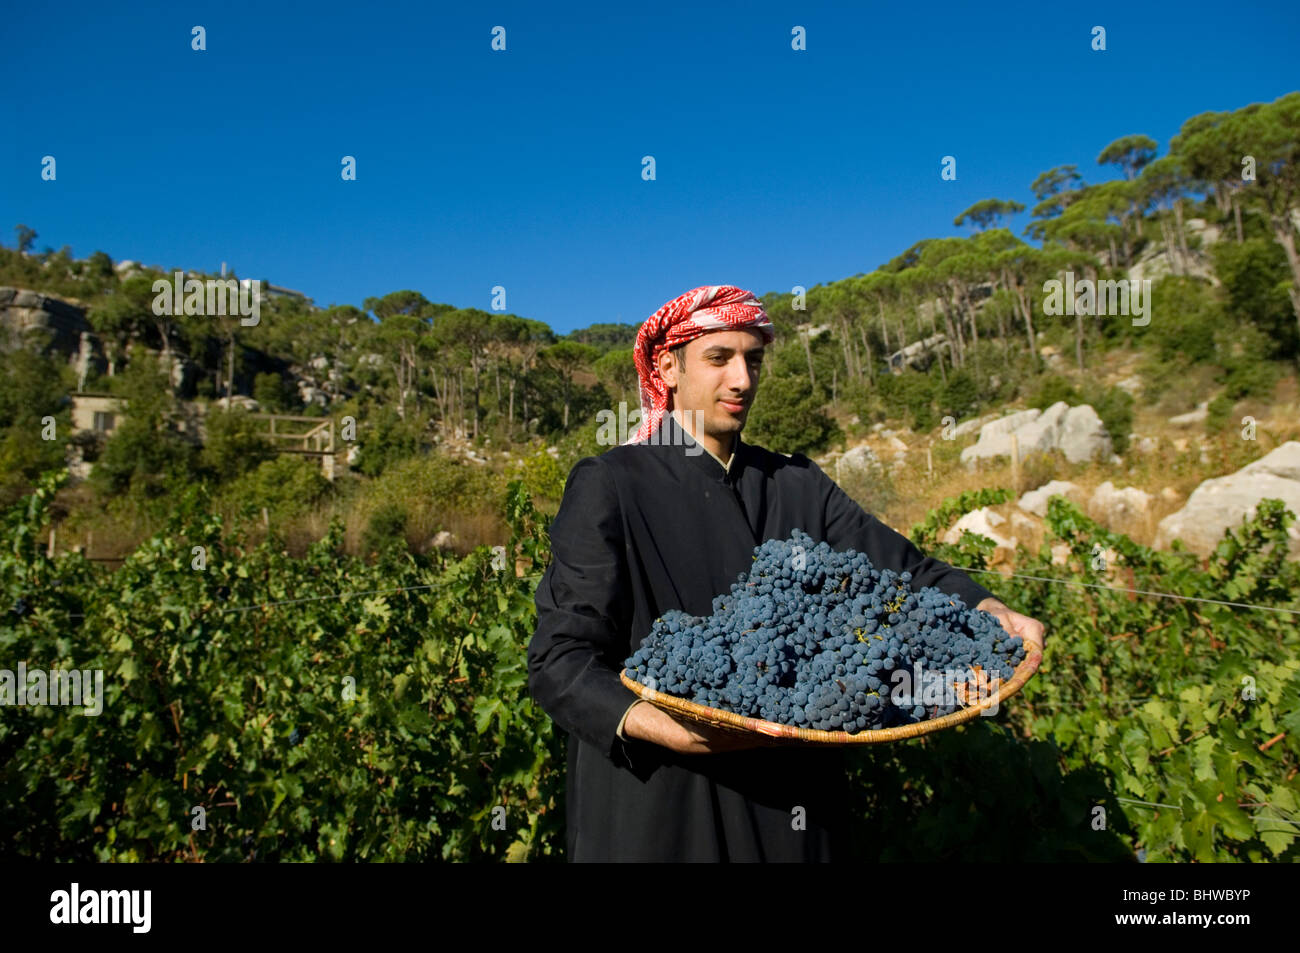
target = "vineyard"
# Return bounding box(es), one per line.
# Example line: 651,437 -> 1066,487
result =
1,471 -> 1297,862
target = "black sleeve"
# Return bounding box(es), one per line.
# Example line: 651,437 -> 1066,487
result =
527,456 -> 641,761
806,457 -> 999,610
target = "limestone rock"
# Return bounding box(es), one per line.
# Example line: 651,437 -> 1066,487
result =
950,412 -> 999,440
942,508 -> 1014,553
1018,480 -> 1084,517
1114,375 -> 1144,397
1169,402 -> 1209,427
1059,405 -> 1114,464
836,445 -> 882,485
1088,480 -> 1153,532
1154,442 -> 1300,557
962,403 -> 1112,465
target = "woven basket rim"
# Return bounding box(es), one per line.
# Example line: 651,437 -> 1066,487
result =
619,643 -> 1043,744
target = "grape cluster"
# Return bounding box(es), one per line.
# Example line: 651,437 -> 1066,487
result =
623,529 -> 1027,734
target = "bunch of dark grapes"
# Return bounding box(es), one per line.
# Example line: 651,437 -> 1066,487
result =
623,529 -> 1027,734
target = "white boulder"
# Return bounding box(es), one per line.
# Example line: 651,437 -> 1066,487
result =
1154,442 -> 1300,557
1018,480 -> 1085,517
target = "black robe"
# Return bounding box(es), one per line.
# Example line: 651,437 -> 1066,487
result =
526,411 -> 997,862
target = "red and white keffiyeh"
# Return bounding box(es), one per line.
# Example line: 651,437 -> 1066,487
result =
625,284 -> 775,445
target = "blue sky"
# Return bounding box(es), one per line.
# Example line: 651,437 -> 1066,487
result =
3,1 -> 1297,335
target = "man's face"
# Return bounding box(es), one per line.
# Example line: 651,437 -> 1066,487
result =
656,328 -> 765,445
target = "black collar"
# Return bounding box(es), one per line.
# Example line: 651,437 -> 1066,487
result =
655,410 -> 747,486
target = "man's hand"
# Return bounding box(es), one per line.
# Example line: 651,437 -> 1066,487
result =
623,699 -> 786,754
976,596 -> 1046,655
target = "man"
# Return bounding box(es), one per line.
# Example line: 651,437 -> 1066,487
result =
527,284 -> 1045,862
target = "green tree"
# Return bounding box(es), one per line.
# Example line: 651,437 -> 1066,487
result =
1028,165 -> 1084,212
433,309 -> 500,440
1213,238 -> 1297,359
253,371 -> 294,412
1170,93 -> 1300,356
200,407 -> 275,483
1097,134 -> 1158,181
1135,155 -> 1195,276
939,368 -> 979,420
0,347 -> 71,502
86,250 -> 114,279
954,198 -> 1025,232
538,341 -> 599,431
1096,135 -> 1159,265
1171,107 -> 1250,242
366,290 -> 452,420
874,369 -> 940,432
89,358 -> 198,501
13,224 -> 36,254
223,455 -> 332,521
592,348 -> 638,406
87,272 -> 160,378
354,405 -> 426,478
562,322 -> 639,353
745,373 -> 841,455
1143,276 -> 1221,365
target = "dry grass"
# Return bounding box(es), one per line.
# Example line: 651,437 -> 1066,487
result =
55,485 -> 163,562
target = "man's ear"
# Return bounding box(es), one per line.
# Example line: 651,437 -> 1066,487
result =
657,349 -> 678,388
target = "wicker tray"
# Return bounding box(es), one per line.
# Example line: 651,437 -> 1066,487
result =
619,642 -> 1042,744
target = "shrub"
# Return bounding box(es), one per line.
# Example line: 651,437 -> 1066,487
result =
939,369 -> 979,421
89,360 -> 199,500
354,406 -> 428,478
1083,384 -> 1135,456
1026,375 -> 1081,411
200,408 -> 275,483
872,370 -> 939,432
1144,275 -> 1221,364
222,455 -> 333,521
1215,323 -> 1281,402
507,447 -> 567,502
359,454 -> 509,553
1213,238 -> 1297,360
362,501 -> 408,556
0,347 -> 71,501
1206,393 -> 1236,433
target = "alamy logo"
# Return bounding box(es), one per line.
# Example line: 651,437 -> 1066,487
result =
152,271 -> 262,326
1041,271 -> 1151,326
596,403 -> 704,455
888,659 -> 1000,715
0,664 -> 104,716
49,883 -> 151,933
